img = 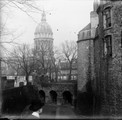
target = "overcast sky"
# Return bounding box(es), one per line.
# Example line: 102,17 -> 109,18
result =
2,0 -> 94,49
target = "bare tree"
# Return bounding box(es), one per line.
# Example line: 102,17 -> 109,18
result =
49,47 -> 62,81
0,0 -> 44,115
1,0 -> 44,24
0,0 -> 44,46
34,41 -> 51,76
8,44 -> 35,84
61,40 -> 77,80
6,57 -> 21,76
34,43 -> 62,82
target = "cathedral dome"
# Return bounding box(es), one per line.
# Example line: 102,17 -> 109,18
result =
34,11 -> 53,39
35,22 -> 53,35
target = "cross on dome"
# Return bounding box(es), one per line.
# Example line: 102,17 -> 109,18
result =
41,10 -> 46,22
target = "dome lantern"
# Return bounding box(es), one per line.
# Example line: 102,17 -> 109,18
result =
41,11 -> 46,22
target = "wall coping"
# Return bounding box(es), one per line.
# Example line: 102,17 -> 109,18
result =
77,38 -> 94,43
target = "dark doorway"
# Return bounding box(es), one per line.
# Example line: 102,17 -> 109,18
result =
49,90 -> 57,103
62,91 -> 73,105
39,90 -> 45,104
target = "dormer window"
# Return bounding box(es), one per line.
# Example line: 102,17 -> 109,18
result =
103,7 -> 111,28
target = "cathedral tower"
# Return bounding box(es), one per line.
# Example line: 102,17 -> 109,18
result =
34,11 -> 53,57
34,11 -> 54,75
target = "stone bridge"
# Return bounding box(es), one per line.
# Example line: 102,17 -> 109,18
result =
35,82 -> 77,105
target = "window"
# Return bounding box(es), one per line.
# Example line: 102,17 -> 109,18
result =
104,7 -> 111,28
103,38 -> 107,56
103,35 -> 112,57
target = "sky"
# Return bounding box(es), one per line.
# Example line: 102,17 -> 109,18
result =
2,0 -> 94,49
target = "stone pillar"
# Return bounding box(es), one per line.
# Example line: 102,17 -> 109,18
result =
72,95 -> 77,108
57,97 -> 63,105
57,91 -> 63,105
45,95 -> 50,103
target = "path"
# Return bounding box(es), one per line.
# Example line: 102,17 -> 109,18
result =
40,103 -> 77,119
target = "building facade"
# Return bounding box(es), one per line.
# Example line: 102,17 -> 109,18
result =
58,60 -> 77,81
94,0 -> 122,116
77,0 -> 122,116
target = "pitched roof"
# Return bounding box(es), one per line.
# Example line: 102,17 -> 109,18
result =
80,23 -> 91,32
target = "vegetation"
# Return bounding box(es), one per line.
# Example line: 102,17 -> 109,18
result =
61,40 -> 77,80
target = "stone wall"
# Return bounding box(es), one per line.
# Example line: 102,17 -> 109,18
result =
107,2 -> 122,115
77,0 -> 122,116
2,85 -> 40,114
37,82 -> 77,104
77,8 -> 98,115
77,9 -> 98,93
77,40 -> 90,92
95,1 -> 122,116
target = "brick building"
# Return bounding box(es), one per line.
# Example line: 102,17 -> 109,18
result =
77,0 -> 122,116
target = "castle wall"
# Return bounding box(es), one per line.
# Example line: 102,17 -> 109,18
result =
95,1 -> 122,116
77,40 -> 90,92
77,10 -> 98,93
